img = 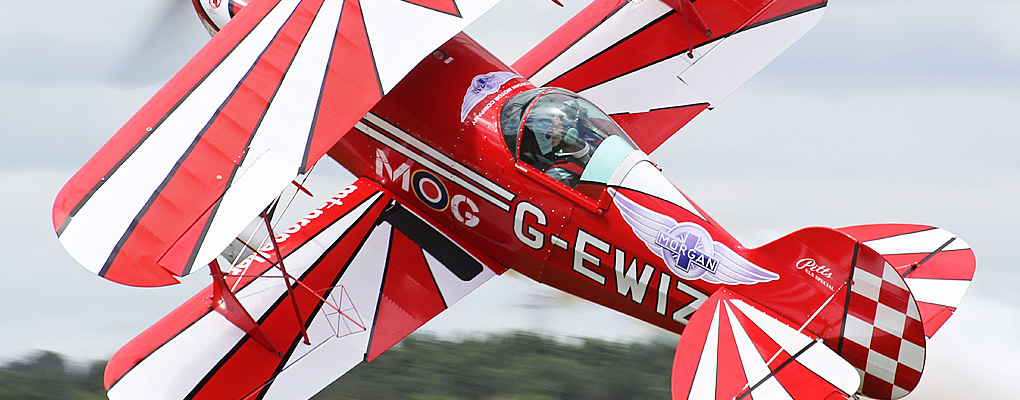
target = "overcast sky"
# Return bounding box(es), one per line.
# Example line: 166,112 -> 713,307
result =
2,0 -> 1017,397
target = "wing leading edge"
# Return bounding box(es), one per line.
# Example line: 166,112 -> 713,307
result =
53,0 -> 501,287
105,179 -> 502,400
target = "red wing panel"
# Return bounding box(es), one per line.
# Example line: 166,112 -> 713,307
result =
672,289 -> 860,400
367,229 -> 447,361
105,179 -> 500,400
104,179 -> 389,392
402,0 -> 461,17
838,224 -> 975,338
54,0 -> 502,287
104,5 -> 324,281
610,104 -> 708,152
302,0 -> 380,172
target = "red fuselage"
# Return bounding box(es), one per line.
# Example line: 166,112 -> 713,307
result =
327,34 -> 848,337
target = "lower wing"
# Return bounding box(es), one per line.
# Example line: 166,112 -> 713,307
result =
104,178 -> 502,400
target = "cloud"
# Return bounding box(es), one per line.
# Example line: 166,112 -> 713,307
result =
1,2 -> 130,82
907,294 -> 1017,398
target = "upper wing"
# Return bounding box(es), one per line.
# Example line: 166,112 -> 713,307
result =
672,288 -> 860,400
104,179 -> 502,400
52,0 -> 501,287
512,0 -> 826,153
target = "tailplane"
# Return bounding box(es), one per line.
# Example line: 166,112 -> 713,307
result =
673,224 -> 975,399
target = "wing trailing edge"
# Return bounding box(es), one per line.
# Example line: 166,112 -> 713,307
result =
105,179 -> 502,400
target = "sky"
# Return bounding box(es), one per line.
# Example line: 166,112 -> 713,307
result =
1,0 -> 1018,397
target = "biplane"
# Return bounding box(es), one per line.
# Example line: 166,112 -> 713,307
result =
52,0 -> 977,398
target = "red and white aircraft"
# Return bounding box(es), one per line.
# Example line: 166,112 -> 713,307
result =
53,0 -> 976,398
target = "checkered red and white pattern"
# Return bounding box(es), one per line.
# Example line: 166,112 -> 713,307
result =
839,260 -> 926,399
839,224 -> 976,338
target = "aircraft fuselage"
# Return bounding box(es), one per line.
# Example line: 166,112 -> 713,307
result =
327,33 -> 845,336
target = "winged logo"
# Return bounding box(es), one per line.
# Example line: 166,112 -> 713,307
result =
612,190 -> 779,285
460,71 -> 521,122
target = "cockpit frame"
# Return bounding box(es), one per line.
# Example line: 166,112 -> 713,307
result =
499,88 -> 642,211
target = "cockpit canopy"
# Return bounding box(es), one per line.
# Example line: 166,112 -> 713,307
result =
500,88 -> 640,191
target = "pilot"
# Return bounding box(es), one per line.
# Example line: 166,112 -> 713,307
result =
521,97 -> 593,187
544,123 -> 591,187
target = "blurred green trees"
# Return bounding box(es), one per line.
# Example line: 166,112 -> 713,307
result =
315,333 -> 674,400
0,333 -> 676,400
0,351 -> 106,400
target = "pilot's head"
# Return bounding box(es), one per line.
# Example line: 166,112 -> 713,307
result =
547,113 -> 567,146
556,127 -> 590,160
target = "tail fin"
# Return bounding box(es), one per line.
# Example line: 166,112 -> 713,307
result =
738,227 -> 929,399
836,224 -> 975,338
732,224 -> 976,399
661,223 -> 958,399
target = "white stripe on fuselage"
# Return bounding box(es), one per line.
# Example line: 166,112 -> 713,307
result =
363,113 -> 515,202
355,119 -> 513,212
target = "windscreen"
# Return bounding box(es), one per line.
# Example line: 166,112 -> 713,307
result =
504,88 -> 640,189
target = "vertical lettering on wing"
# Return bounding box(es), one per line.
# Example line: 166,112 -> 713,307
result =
614,249 -> 653,304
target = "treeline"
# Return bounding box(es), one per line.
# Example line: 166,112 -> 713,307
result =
318,333 -> 676,400
0,351 -> 106,400
0,333 -> 677,400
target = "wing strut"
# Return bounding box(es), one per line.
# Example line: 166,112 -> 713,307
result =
211,206 -> 372,354
204,207 -> 344,356
664,0 -> 712,58
208,260 -> 284,357
228,229 -> 368,333
260,209 -> 312,346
